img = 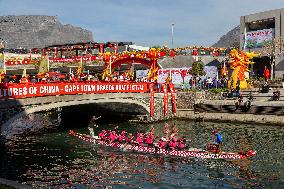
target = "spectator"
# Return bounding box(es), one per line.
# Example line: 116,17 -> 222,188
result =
206,77 -> 212,89
282,75 -> 284,89
31,76 -> 37,83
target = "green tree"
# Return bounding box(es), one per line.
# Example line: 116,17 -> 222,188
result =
150,45 -> 162,49
191,61 -> 205,77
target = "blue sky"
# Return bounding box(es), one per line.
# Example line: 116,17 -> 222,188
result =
1,0 -> 284,47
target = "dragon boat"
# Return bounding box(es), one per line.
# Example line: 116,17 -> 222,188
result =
68,130 -> 257,160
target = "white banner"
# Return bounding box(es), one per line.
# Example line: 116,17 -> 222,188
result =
136,69 -> 148,79
136,69 -> 149,82
157,68 -> 192,84
157,66 -> 218,85
136,67 -> 218,85
201,66 -> 218,80
245,28 -> 274,49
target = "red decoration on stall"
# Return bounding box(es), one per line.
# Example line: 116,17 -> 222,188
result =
49,56 -> 100,63
213,51 -> 219,58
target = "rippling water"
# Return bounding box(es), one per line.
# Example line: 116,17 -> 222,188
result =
0,120 -> 284,189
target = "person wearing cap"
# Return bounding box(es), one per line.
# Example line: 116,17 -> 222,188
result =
235,93 -> 243,110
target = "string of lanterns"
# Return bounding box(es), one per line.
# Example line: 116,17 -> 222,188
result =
2,42 -> 230,66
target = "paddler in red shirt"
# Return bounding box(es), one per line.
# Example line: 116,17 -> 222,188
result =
107,130 -> 117,143
126,133 -> 134,144
145,127 -> 155,146
158,123 -> 171,149
118,130 -> 127,143
169,124 -> 178,150
98,130 -> 107,142
135,131 -> 144,146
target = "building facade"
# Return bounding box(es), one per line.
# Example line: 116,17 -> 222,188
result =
240,8 -> 284,79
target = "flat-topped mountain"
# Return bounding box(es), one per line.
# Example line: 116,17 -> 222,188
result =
0,15 -> 94,49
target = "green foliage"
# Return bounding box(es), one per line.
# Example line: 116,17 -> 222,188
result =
191,61 -> 205,77
208,88 -> 229,94
258,77 -> 265,81
183,88 -> 201,92
150,45 -> 162,49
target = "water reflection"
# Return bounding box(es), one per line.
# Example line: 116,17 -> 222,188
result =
0,120 -> 283,188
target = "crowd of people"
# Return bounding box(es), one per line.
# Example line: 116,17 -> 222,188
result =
98,124 -> 187,151
0,70 -> 139,85
96,124 -> 223,153
188,77 -> 228,90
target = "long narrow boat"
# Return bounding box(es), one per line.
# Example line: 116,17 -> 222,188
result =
69,130 -> 257,160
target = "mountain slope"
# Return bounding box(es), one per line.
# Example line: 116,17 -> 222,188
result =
212,26 -> 240,48
0,15 -> 94,49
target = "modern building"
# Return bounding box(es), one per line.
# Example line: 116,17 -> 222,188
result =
240,8 -> 284,79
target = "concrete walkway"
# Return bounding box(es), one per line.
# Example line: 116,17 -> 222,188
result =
176,109 -> 284,125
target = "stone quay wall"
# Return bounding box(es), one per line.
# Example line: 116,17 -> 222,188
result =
176,91 -> 284,125
176,91 -> 223,110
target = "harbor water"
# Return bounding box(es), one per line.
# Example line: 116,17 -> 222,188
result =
0,120 -> 283,188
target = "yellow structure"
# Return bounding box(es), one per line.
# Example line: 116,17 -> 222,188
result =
101,52 -> 112,80
228,49 -> 258,89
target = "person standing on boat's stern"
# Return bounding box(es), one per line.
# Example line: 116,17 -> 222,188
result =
214,130 -> 223,154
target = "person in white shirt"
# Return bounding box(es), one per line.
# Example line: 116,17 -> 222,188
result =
206,77 -> 212,89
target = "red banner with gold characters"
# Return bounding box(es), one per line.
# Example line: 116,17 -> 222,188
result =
49,56 -> 100,63
149,84 -> 155,117
169,82 -> 177,113
0,82 -> 149,99
162,84 -> 168,116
